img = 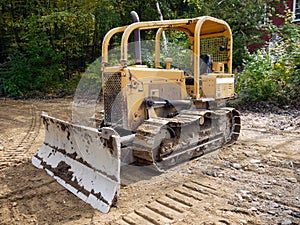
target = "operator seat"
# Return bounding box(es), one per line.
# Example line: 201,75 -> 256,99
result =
185,54 -> 213,86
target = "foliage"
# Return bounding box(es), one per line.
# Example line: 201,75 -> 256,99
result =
0,49 -> 32,96
0,1 -> 97,96
75,58 -> 102,99
236,10 -> 300,105
184,0 -> 276,67
40,11 -> 95,77
0,45 -> 68,97
0,0 -> 298,102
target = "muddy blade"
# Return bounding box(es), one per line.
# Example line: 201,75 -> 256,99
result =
32,113 -> 120,213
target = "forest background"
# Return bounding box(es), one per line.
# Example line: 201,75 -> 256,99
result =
0,0 -> 299,105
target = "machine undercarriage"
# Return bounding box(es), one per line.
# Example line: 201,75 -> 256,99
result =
132,108 -> 240,170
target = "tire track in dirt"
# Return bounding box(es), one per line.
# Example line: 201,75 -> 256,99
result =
15,107 -> 39,152
0,100 -> 299,225
113,131 -> 300,225
0,105 -> 41,170
115,171 -> 298,225
116,176 -> 253,225
0,99 -> 92,225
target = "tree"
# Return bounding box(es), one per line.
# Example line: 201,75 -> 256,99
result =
0,0 -> 287,98
185,0 -> 272,67
236,10 -> 300,105
0,0 -> 96,96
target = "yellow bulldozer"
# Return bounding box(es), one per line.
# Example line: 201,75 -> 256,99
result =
32,13 -> 241,213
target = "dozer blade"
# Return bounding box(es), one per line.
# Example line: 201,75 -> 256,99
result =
32,113 -> 121,213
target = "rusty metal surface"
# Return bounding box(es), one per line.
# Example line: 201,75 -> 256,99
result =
32,113 -> 121,213
133,108 -> 241,171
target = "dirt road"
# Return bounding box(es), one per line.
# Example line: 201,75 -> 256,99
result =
0,98 -> 299,225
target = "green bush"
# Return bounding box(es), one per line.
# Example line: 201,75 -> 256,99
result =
0,49 -> 32,96
236,11 -> 300,105
0,13 -> 87,97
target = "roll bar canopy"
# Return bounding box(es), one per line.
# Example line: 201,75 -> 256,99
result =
101,16 -> 233,99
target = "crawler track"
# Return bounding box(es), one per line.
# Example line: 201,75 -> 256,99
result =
133,108 -> 241,170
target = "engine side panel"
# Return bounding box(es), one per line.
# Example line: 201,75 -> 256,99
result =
201,74 -> 235,99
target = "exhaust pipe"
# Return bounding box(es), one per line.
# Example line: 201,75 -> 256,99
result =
130,11 -> 142,65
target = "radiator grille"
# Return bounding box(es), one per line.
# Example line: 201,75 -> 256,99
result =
103,72 -> 123,124
200,36 -> 229,62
